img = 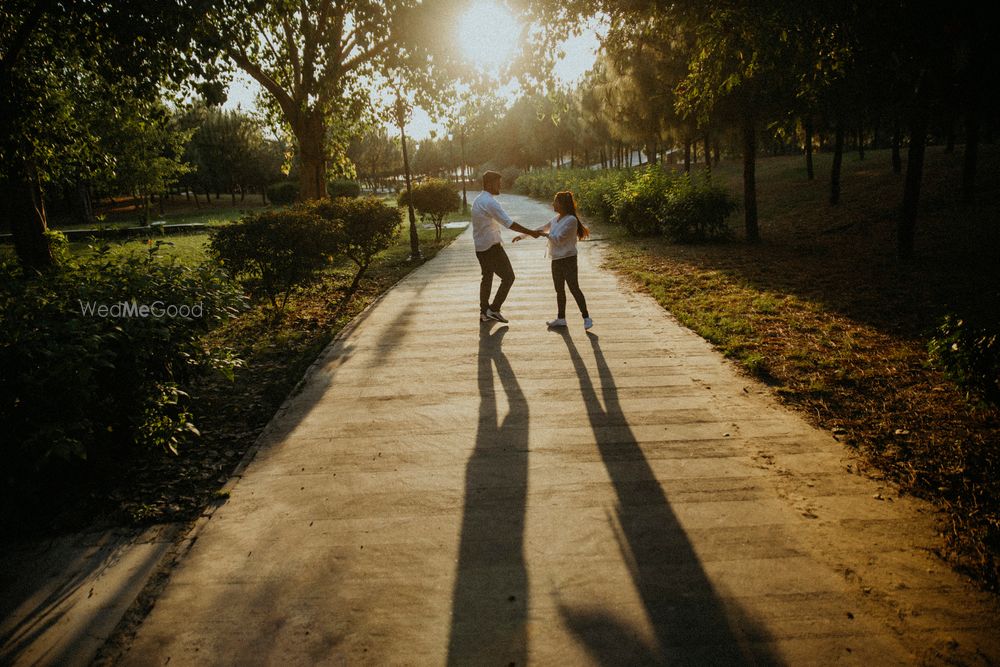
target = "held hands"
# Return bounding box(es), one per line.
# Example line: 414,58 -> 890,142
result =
512,230 -> 548,243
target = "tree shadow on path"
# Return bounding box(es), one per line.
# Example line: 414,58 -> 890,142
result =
554,330 -> 777,666
447,323 -> 529,666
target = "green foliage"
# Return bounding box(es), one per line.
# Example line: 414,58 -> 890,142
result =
307,196 -> 402,294
328,179 -> 362,198
575,172 -> 630,224
514,168 -> 627,223
611,168 -> 676,236
181,107 -> 285,199
209,208 -> 338,310
660,177 -> 737,243
397,179 -> 459,241
0,247 -> 247,478
266,181 -> 299,205
929,315 -> 1000,406
516,166 -> 735,241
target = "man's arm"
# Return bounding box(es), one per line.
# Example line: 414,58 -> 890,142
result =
510,221 -> 542,237
488,197 -> 540,237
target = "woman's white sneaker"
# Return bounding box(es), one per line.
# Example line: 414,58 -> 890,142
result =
583,317 -> 593,330
546,318 -> 568,327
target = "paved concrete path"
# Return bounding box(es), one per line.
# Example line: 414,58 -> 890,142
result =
121,194 -> 1000,665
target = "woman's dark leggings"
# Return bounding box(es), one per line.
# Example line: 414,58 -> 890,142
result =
551,255 -> 588,319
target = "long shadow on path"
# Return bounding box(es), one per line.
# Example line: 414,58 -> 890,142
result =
447,324 -> 530,666
556,330 -> 776,666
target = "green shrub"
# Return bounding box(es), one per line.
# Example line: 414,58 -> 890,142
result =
610,168 -> 675,236
209,208 -> 338,310
661,177 -> 736,243
929,315 -> 1000,405
576,171 -> 629,223
514,167 -> 735,240
0,248 -> 246,481
266,180 -> 298,205
307,197 -> 401,297
514,168 -> 627,223
328,179 -> 362,198
398,179 -> 460,242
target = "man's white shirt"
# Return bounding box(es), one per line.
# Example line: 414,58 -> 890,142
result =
470,191 -> 514,252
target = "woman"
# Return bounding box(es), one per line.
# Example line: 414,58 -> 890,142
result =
513,190 -> 593,329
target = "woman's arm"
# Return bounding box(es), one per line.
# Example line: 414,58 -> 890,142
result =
512,219 -> 553,243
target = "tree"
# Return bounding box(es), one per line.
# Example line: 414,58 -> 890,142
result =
347,128 -> 400,192
222,0 -> 455,202
398,178 -> 460,241
102,100 -> 192,222
1,0 -> 239,272
308,196 -> 401,299
182,107 -> 283,204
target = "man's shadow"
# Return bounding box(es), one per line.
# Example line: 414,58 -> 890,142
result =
554,330 -> 775,665
447,323 -> 529,666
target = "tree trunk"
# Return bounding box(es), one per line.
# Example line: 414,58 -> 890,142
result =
830,119 -> 845,205
962,109 -> 979,203
74,180 -> 95,225
2,169 -> 54,272
295,112 -> 328,201
460,131 -> 468,213
684,140 -> 691,174
899,99 -> 929,260
742,108 -> 760,243
944,104 -> 956,153
703,131 -> 711,167
397,105 -> 420,260
804,117 -> 815,180
891,122 -> 902,173
856,121 -> 865,160
962,37 -> 982,204
713,142 -> 720,164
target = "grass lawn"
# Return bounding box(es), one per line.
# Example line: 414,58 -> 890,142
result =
596,145 -> 1000,589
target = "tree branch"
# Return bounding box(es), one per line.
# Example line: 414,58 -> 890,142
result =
342,37 -> 392,73
0,0 -> 55,77
300,0 -> 316,92
229,48 -> 297,119
281,17 -> 302,91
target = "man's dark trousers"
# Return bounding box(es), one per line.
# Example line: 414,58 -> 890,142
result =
475,243 -> 515,313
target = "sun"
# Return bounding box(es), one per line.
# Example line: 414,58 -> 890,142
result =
457,0 -> 522,72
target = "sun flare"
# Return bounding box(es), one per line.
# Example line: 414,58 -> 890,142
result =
457,0 -> 522,72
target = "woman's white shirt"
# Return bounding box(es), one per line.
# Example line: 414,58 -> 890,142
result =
546,214 -> 580,259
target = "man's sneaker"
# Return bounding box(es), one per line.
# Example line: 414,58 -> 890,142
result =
546,318 -> 567,327
583,317 -> 594,330
486,308 -> 508,323
480,311 -> 491,322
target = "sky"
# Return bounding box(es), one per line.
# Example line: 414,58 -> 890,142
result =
222,6 -> 603,140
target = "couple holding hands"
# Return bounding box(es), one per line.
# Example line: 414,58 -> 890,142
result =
471,170 -> 592,330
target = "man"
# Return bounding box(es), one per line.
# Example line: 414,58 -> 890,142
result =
471,171 -> 540,323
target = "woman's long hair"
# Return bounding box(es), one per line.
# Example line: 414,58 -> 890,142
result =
554,191 -> 590,240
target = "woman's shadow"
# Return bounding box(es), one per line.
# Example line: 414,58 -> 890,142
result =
447,323 -> 530,666
553,329 -> 776,666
